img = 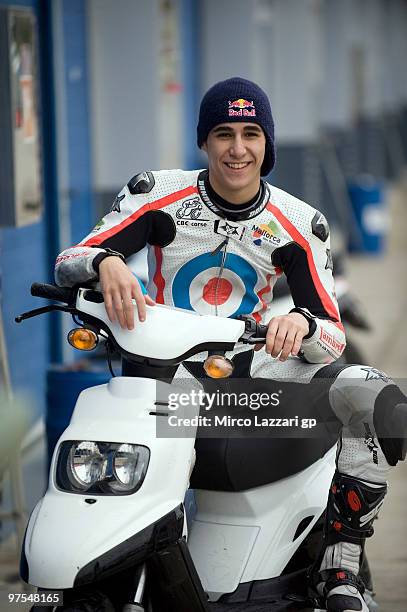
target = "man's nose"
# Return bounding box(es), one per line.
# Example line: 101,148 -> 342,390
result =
230,136 -> 246,157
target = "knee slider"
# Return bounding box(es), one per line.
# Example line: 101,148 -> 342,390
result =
374,385 -> 407,466
325,472 -> 387,545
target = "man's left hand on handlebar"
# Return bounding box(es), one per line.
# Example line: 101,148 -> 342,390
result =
255,312 -> 309,361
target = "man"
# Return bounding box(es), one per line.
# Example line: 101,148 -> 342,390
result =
55,77 -> 406,611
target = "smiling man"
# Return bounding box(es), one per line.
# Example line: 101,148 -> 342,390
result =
203,123 -> 266,202
55,77 -> 407,612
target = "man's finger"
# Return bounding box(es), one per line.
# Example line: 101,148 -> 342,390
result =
271,324 -> 288,357
112,291 -> 127,329
133,291 -> 146,323
279,328 -> 297,361
145,295 -> 156,307
291,332 -> 304,357
103,292 -> 116,323
265,319 -> 279,354
122,292 -> 135,330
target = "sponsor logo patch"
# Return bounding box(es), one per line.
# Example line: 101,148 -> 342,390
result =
176,198 -> 209,227
252,221 -> 281,246
228,98 -> 256,117
361,367 -> 390,383
56,251 -> 90,264
363,423 -> 379,465
318,328 -> 345,355
215,220 -> 245,241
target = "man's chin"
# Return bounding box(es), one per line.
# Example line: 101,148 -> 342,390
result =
222,176 -> 254,192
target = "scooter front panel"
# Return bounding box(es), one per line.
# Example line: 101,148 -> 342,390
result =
24,377 -> 197,589
188,446 -> 336,600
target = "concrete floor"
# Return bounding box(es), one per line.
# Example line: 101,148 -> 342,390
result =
1,181 -> 406,611
346,181 -> 407,611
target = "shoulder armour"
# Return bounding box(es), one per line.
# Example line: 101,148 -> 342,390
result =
311,212 -> 329,242
127,171 -> 155,195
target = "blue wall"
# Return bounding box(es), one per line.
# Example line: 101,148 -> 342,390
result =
0,0 -> 49,421
0,0 -> 93,419
0,225 -> 47,419
62,0 -> 94,245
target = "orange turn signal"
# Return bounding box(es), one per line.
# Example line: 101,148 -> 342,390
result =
203,355 -> 234,379
67,328 -> 98,351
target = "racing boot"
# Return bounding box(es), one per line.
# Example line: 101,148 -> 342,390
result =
313,471 -> 387,611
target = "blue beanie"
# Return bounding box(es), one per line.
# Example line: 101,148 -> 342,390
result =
197,77 -> 275,176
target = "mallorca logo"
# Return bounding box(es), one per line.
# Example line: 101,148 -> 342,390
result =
252,221 -> 281,246
228,98 -> 256,117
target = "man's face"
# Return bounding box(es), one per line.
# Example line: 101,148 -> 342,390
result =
202,122 -> 266,203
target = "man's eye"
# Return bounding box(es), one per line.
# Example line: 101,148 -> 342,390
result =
217,132 -> 231,138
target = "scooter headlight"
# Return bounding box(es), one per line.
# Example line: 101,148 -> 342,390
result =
111,443 -> 149,492
69,441 -> 107,488
56,441 -> 150,495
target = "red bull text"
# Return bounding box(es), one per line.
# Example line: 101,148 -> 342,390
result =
228,98 -> 256,117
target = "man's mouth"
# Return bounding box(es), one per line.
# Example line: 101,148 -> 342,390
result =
224,162 -> 251,170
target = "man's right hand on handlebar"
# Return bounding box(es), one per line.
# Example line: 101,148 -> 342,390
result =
98,257 -> 155,330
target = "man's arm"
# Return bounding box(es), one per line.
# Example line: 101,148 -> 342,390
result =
54,172 -> 159,287
54,172 -> 162,329
270,213 -> 346,364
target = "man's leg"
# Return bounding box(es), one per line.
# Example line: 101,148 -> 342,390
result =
315,364 -> 407,611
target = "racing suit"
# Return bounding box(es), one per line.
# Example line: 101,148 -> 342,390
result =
56,169 -> 407,610
55,169 -> 345,363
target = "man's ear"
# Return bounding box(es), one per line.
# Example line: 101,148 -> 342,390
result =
202,142 -> 208,152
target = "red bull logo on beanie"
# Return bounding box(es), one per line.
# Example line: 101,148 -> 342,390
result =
228,98 -> 256,117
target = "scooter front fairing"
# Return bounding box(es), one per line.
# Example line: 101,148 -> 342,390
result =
23,376 -> 198,589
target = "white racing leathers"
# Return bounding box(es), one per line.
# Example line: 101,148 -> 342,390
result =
55,168 -> 407,606
54,166 -> 406,477
55,169 -> 345,364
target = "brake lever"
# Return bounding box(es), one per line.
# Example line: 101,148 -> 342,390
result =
15,304 -> 74,323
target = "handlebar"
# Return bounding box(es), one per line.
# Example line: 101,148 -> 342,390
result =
238,317 -> 268,344
19,285 -> 268,348
30,282 -> 76,304
15,283 -> 78,323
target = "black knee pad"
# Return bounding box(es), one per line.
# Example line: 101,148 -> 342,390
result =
325,472 -> 387,545
373,385 -> 407,466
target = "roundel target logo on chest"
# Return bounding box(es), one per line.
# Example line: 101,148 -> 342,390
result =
172,252 -> 259,317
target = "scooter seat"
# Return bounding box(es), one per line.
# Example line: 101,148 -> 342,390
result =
191,435 -> 337,491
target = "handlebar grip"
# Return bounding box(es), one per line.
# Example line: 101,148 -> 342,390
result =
256,324 -> 269,340
30,283 -> 75,303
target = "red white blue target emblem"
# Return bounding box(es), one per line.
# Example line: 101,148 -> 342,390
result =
172,252 -> 259,318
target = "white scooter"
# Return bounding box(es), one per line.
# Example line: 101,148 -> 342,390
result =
16,284 -> 371,612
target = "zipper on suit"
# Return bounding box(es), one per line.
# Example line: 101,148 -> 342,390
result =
211,236 -> 229,316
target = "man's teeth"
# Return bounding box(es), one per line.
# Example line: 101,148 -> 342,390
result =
226,162 -> 249,169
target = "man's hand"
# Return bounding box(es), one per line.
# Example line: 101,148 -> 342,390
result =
256,312 -> 309,361
99,257 -> 155,330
